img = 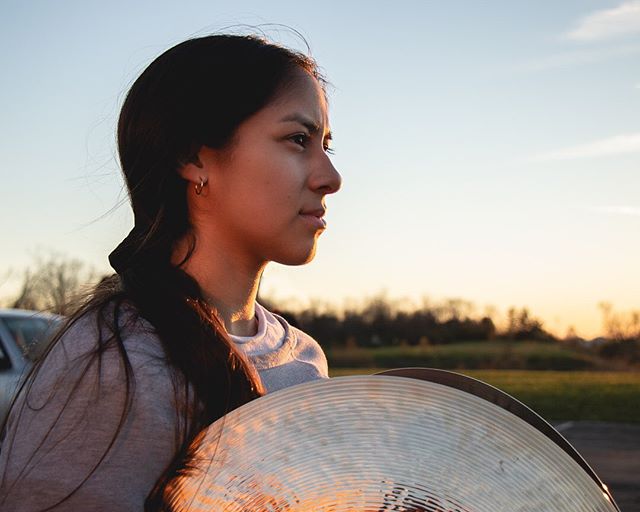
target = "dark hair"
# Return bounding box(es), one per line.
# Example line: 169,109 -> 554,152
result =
0,34 -> 323,511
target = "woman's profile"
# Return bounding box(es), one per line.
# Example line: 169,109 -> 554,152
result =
0,33 -> 341,511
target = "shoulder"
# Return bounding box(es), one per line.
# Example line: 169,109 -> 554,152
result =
287,323 -> 327,364
58,300 -> 166,361
271,313 -> 329,380
6,299 -> 179,434
19,302 -> 174,407
0,301 -> 182,510
39,300 -> 179,423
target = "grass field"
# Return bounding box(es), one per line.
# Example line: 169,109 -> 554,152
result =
328,368 -> 640,424
325,341 -> 607,371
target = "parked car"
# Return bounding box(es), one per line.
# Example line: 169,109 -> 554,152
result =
0,309 -> 63,422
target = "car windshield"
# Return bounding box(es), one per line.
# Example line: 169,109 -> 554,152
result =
2,316 -> 61,362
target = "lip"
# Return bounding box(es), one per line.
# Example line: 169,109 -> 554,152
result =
300,208 -> 326,217
299,209 -> 327,230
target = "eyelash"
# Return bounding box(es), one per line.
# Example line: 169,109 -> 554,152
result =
290,134 -> 335,154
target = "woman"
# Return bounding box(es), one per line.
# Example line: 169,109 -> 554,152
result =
0,34 -> 341,510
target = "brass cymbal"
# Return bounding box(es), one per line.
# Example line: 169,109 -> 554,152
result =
168,371 -> 620,511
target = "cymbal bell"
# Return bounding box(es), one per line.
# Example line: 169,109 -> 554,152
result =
168,370 -> 620,511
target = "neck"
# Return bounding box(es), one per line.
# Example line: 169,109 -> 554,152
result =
173,237 -> 266,337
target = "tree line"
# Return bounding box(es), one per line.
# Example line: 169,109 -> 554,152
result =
3,253 -> 638,364
266,296 -> 554,349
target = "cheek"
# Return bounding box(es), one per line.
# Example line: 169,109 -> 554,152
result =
224,146 -> 306,220
251,159 -> 303,206
229,175 -> 293,232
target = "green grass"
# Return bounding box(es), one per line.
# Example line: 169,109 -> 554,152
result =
326,341 -> 606,371
328,368 -> 640,424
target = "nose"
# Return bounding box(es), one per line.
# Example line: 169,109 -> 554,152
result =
310,154 -> 342,195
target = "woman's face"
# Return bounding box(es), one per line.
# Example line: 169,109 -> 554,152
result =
193,71 -> 342,268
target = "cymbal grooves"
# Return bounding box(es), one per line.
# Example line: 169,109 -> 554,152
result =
171,375 -> 618,511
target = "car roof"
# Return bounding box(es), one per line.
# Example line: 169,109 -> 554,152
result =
0,308 -> 64,322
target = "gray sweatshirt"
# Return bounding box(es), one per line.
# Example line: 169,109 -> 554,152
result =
0,306 -> 328,511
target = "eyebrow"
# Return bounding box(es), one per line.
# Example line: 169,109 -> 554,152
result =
279,113 -> 332,140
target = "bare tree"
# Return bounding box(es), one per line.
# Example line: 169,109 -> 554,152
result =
11,268 -> 40,311
10,252 -> 98,315
598,301 -> 640,341
504,306 -> 548,341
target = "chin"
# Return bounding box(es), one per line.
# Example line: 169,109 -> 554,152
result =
277,244 -> 318,266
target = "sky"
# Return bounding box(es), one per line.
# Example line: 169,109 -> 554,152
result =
1,0 -> 639,339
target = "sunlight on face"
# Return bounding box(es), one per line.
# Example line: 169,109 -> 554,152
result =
199,70 -> 342,268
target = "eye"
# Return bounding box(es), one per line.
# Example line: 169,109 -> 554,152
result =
323,141 -> 335,155
289,133 -> 309,148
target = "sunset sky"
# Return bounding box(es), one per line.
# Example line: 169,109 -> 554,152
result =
1,1 -> 639,338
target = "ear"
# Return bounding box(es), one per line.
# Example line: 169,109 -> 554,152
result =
177,146 -> 224,186
177,149 -> 206,185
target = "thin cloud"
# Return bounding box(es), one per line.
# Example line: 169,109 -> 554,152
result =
566,1 -> 640,41
518,43 -> 640,72
531,133 -> 640,161
591,206 -> 640,217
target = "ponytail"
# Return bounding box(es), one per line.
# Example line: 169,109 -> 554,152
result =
109,228 -> 264,509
